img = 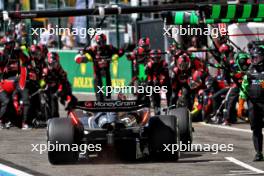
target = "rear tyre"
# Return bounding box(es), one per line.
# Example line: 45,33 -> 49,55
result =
47,118 -> 79,164
169,107 -> 192,145
148,115 -> 180,161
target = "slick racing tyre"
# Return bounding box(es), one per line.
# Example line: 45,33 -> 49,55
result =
47,118 -> 79,164
169,107 -> 192,145
148,115 -> 180,161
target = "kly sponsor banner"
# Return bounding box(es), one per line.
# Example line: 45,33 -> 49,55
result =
57,50 -> 132,93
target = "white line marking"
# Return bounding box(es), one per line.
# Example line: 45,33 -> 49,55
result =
0,163 -> 34,176
229,170 -> 253,172
225,157 -> 264,174
208,160 -> 230,163
226,172 -> 256,176
199,122 -> 252,133
226,173 -> 260,176
229,170 -> 252,173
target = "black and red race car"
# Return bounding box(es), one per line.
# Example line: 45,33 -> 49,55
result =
47,99 -> 192,164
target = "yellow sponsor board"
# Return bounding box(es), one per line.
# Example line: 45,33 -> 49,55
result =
111,79 -> 126,87
73,77 -> 93,88
73,77 -> 125,89
58,52 -> 131,93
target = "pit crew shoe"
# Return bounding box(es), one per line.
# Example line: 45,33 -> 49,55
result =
5,121 -> 12,129
0,122 -> 5,129
22,123 -> 32,130
253,153 -> 264,161
222,120 -> 231,126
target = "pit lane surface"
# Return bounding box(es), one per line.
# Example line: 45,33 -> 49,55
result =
0,94 -> 264,176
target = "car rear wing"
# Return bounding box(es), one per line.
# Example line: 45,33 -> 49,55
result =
75,100 -> 149,112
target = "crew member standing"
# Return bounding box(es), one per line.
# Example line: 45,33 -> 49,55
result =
238,46 -> 264,161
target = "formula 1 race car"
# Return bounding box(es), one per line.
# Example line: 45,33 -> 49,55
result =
47,100 -> 192,164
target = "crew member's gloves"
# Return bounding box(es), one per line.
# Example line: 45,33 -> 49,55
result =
55,84 -> 63,98
237,98 -> 245,118
75,54 -> 90,64
112,54 -> 119,62
39,79 -> 46,88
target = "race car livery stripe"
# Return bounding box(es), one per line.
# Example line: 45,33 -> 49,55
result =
174,11 -> 184,25
237,18 -> 247,23
208,4 -> 264,19
204,18 -> 264,24
241,4 -> 252,19
226,4 -> 236,19
172,11 -> 199,25
168,5 -> 264,25
257,4 -> 264,18
210,4 -> 221,19
0,163 -> 33,176
190,11 -> 198,25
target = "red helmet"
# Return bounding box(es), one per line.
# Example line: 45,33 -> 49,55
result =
189,70 -> 203,90
95,34 -> 107,46
219,44 -> 229,53
1,34 -> 16,44
138,37 -> 150,50
219,44 -> 233,56
150,49 -> 162,61
1,35 -> 15,52
30,45 -> 41,59
137,47 -> 145,55
177,53 -> 191,71
47,52 -> 60,70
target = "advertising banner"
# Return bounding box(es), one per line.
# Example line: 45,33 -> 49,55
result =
58,50 -> 132,93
